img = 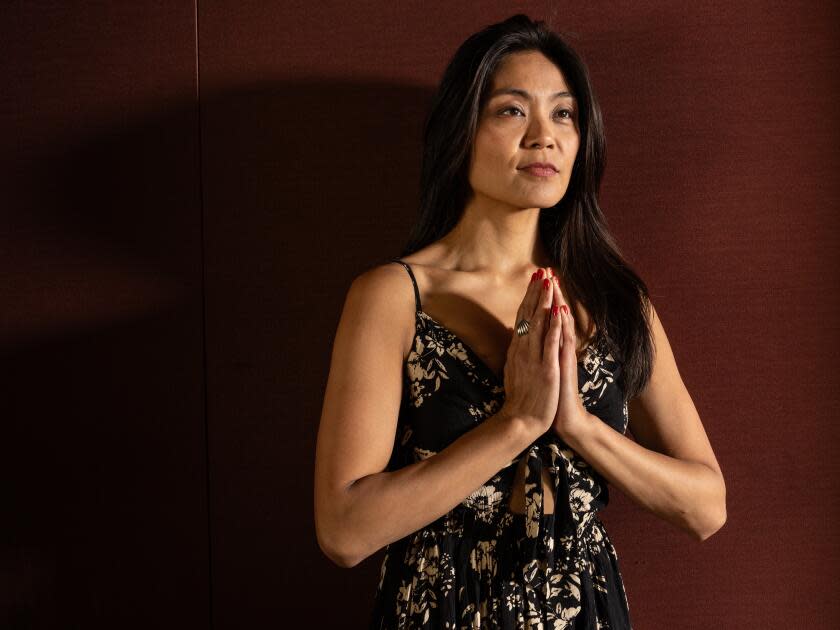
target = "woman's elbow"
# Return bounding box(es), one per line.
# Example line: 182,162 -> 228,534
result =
695,495 -> 727,542
695,510 -> 726,541
317,536 -> 357,568
315,506 -> 365,568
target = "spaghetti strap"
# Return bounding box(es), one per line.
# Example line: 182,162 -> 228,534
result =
390,258 -> 422,312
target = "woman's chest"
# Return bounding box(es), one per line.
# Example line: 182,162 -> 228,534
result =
400,320 -> 628,453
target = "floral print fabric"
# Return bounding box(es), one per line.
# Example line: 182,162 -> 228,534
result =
369,260 -> 633,629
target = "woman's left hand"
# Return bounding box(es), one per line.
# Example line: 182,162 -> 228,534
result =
548,274 -> 589,441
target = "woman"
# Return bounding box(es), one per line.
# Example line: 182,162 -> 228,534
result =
314,14 -> 727,629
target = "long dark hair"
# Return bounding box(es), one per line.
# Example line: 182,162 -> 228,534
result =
394,14 -> 653,402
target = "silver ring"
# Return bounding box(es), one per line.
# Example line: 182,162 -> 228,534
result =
515,318 -> 531,337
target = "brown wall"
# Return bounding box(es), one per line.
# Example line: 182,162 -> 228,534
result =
2,2 -> 837,628
0,3 -> 209,629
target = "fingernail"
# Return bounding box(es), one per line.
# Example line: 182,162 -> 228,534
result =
536,269 -> 544,279
551,305 -> 559,318
561,304 -> 569,314
530,271 -> 537,283
543,278 -> 550,290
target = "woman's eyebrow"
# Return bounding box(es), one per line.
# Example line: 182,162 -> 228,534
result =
488,87 -> 575,100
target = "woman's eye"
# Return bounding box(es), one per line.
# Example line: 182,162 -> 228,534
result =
500,106 -> 575,120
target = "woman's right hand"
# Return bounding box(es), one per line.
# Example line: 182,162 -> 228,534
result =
498,267 -> 563,437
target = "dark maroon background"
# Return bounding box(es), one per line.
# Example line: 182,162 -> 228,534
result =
2,2 -> 837,628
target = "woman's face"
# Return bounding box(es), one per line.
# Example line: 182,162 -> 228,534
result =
469,50 -> 580,211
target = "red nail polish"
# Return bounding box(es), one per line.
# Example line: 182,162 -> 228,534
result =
543,278 -> 550,290
561,304 -> 569,314
536,269 -> 544,279
530,271 -> 537,283
551,305 -> 559,318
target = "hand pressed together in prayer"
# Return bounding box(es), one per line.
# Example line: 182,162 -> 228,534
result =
498,266 -> 589,442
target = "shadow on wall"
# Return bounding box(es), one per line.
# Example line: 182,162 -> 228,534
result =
1,80 -> 434,628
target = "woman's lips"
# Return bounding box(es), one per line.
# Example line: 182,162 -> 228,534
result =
519,166 -> 558,177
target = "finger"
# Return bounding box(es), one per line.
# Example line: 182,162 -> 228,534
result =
514,269 -> 538,324
524,268 -> 547,318
510,268 -> 542,356
552,279 -> 565,352
559,302 -> 578,363
551,276 -> 569,319
514,267 -> 545,339
551,273 -> 570,308
529,270 -> 555,356
543,302 -> 563,370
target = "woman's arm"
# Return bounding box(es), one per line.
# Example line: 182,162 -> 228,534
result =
313,265 -> 538,568
560,302 -> 727,541
331,406 -> 532,568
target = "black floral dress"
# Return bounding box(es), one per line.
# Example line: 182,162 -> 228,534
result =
369,259 -> 633,629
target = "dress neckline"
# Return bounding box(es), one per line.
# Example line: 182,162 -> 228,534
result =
414,308 -> 598,388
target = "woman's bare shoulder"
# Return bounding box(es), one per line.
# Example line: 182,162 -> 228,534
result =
342,261 -> 417,357
349,260 -> 414,302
